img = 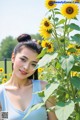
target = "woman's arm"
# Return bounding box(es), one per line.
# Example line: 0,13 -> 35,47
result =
46,96 -> 57,120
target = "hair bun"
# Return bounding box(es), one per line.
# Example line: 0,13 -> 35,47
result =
17,34 -> 31,42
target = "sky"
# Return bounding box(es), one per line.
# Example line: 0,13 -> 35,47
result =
0,0 -> 47,42
0,0 -> 80,43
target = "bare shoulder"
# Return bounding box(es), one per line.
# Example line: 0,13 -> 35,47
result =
40,80 -> 48,90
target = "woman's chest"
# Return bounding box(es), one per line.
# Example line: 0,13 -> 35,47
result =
5,86 -> 33,111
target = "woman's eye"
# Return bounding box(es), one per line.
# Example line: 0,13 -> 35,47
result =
32,64 -> 36,67
20,58 -> 26,62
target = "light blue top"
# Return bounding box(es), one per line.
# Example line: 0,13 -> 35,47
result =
0,80 -> 47,120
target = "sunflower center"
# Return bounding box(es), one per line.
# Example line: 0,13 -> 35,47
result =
66,7 -> 74,14
45,43 -> 51,49
48,1 -> 54,6
44,21 -> 50,27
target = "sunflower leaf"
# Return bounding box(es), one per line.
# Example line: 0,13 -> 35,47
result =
69,23 -> 80,31
35,52 -> 58,69
37,48 -> 47,59
55,101 -> 75,120
71,34 -> 80,45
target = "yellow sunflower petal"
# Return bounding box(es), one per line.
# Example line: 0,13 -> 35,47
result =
2,78 -> 7,84
41,40 -> 54,53
45,0 -> 57,10
40,18 -> 52,30
0,68 -> 4,73
38,68 -> 44,72
60,3 -> 79,19
68,44 -> 75,49
39,28 -> 51,39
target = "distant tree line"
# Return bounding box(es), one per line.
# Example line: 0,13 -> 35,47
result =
0,33 -> 42,59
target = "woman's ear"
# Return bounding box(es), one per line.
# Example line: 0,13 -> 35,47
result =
11,53 -> 15,63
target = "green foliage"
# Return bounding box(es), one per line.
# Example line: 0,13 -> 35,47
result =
31,33 -> 43,40
61,55 -> 74,75
71,34 -> 80,45
43,82 -> 59,102
55,101 -> 74,120
31,2 -> 80,120
0,36 -> 17,59
70,77 -> 80,90
35,52 -> 58,69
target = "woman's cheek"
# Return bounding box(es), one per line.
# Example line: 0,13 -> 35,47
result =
14,59 -> 22,68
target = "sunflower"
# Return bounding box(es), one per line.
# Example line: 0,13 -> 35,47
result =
9,73 -> 12,77
60,3 -> 79,19
37,40 -> 41,45
2,78 -> 7,84
41,40 -> 54,53
38,68 -> 44,73
75,45 -> 80,55
68,44 -> 75,49
39,27 -> 52,39
40,18 -> 52,30
0,68 -> 4,73
71,71 -> 78,77
45,0 -> 57,10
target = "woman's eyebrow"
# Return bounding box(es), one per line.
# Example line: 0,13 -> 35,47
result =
22,56 -> 38,63
32,61 -> 38,64
22,56 -> 28,59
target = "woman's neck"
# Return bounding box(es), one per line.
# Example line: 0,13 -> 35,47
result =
4,74 -> 32,89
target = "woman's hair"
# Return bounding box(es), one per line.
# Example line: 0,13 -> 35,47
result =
12,34 -> 42,80
17,33 -> 31,42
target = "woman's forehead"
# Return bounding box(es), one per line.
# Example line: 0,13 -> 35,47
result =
16,47 -> 39,61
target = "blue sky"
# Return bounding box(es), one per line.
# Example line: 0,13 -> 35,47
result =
0,0 -> 80,42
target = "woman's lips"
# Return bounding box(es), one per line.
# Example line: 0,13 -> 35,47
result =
19,69 -> 28,75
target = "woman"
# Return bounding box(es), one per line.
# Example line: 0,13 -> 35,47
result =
0,34 -> 57,120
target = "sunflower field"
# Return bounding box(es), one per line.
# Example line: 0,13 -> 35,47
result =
0,60 -> 12,84
29,0 -> 80,120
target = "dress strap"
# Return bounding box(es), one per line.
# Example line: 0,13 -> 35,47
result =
32,80 -> 42,93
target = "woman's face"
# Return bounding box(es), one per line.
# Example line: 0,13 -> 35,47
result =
12,47 -> 39,80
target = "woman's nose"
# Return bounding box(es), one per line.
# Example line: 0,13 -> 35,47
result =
23,63 -> 30,70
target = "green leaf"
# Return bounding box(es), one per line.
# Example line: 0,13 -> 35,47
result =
43,82 -> 59,102
69,23 -> 80,31
70,76 -> 80,90
54,8 -> 59,11
23,103 -> 44,119
55,11 -> 61,14
71,34 -> 80,45
55,101 -> 75,120
71,65 -> 80,72
61,55 -> 74,75
67,48 -> 76,53
75,113 -> 80,120
57,19 -> 65,25
38,90 -> 45,97
74,97 -> 80,103
37,48 -> 47,59
35,52 -> 58,69
54,17 -> 59,22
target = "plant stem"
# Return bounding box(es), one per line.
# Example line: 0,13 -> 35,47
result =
52,10 -> 60,48
63,18 -> 67,55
